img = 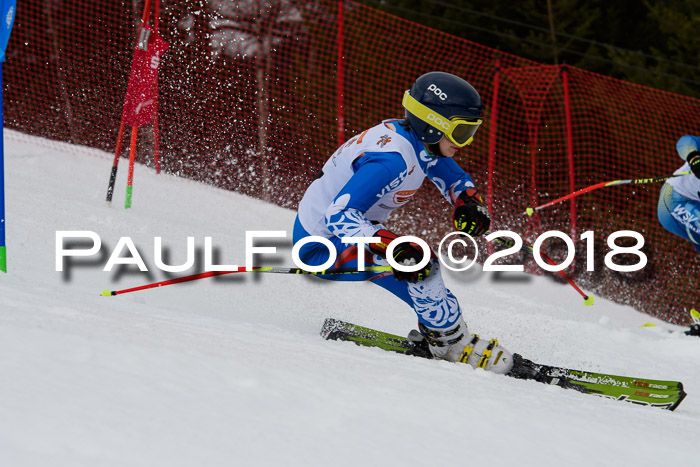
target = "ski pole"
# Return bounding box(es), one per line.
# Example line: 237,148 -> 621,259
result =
525,171 -> 692,216
489,233 -> 594,305
101,265 -> 392,296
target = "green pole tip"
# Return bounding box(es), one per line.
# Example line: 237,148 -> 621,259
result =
125,185 -> 133,209
583,295 -> 594,306
525,207 -> 534,216
101,290 -> 112,297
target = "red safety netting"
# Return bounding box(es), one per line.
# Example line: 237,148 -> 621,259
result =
4,0 -> 699,322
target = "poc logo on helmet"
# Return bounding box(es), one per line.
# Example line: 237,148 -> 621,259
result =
427,113 -> 451,130
427,84 -> 447,100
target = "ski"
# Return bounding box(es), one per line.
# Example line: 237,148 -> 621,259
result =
320,318 -> 687,411
642,308 -> 700,337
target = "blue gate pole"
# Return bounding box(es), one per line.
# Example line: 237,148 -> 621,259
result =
0,64 -> 6,272
0,0 -> 17,272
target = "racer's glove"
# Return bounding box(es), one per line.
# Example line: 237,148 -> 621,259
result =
453,188 -> 491,237
687,151 -> 700,179
368,229 -> 432,282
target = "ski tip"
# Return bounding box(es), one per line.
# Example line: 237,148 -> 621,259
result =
101,289 -> 114,297
640,323 -> 657,327
583,295 -> 594,306
525,207 -> 534,216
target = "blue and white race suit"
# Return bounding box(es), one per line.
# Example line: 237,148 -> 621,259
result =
294,119 -> 477,329
658,135 -> 700,255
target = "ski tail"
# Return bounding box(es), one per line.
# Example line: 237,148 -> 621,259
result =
321,318 -> 423,356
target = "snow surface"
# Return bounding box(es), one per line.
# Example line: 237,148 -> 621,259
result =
0,130 -> 698,467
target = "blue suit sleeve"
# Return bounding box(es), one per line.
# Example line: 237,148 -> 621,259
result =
426,157 -> 475,205
324,152 -> 406,238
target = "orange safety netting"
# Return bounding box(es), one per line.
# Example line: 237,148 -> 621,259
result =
4,0 -> 699,323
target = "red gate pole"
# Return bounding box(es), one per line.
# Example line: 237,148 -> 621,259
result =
487,59 -> 500,256
561,65 -> 577,242
528,126 -> 541,235
153,91 -> 160,174
141,0 -> 152,24
123,0 -> 153,209
125,126 -> 139,209
336,0 -> 345,147
106,0 -> 154,206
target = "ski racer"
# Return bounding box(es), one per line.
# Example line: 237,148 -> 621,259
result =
293,71 -> 514,374
657,135 -> 700,256
657,135 -> 699,334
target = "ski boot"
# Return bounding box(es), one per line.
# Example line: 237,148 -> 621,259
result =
409,316 -> 514,374
685,309 -> 700,337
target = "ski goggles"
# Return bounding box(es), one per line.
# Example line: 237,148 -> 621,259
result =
402,90 -> 482,147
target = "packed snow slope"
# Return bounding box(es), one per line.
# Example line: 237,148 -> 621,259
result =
0,131 -> 698,467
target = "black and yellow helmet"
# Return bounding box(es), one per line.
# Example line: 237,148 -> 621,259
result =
403,71 -> 484,147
